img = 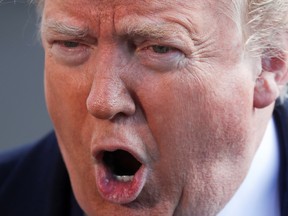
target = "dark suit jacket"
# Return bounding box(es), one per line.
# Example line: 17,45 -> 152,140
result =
0,100 -> 287,216
0,133 -> 83,216
274,99 -> 288,215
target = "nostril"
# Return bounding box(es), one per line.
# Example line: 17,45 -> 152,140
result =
102,150 -> 142,176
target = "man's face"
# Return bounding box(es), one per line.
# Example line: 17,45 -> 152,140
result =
42,0 -> 259,215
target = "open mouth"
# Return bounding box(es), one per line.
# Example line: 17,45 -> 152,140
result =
102,150 -> 142,182
94,149 -> 148,204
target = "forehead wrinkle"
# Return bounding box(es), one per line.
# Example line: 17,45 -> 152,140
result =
118,18 -> 190,40
41,19 -> 89,38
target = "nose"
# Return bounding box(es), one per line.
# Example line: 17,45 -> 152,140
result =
86,63 -> 136,120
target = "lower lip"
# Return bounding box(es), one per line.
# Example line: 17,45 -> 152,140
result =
94,164 -> 148,204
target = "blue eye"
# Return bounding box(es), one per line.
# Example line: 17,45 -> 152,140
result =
152,45 -> 171,54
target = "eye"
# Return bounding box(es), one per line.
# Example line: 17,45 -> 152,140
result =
136,43 -> 185,71
50,40 -> 91,66
56,40 -> 82,50
151,45 -> 172,54
62,41 -> 80,48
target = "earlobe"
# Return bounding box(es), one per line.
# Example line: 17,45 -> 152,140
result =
253,54 -> 288,109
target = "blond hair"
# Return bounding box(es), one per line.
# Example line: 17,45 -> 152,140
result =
245,0 -> 288,99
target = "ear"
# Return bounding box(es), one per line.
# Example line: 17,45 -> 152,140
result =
253,53 -> 288,108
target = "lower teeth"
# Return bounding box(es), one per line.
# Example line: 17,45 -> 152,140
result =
114,175 -> 134,182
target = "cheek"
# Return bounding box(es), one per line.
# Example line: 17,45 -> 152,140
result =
44,60 -> 91,135
44,60 -> 100,209
147,93 -> 251,170
142,67 -> 255,194
147,74 -> 252,153
44,59 -> 94,174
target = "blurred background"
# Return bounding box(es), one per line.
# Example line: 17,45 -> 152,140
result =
0,0 -> 52,150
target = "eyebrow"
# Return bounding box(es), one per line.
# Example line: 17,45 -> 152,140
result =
41,20 -> 89,38
41,19 -> 192,42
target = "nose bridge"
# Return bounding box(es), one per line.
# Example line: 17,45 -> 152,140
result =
94,42 -> 127,77
86,45 -> 135,120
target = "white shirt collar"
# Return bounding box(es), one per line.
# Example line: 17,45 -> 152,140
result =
218,118 -> 280,216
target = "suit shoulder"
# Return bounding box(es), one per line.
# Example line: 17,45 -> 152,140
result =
0,132 -> 73,215
0,131 -> 59,182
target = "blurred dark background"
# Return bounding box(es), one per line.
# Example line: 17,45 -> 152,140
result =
0,0 -> 52,150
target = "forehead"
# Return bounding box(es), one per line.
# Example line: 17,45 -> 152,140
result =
43,0 -> 213,11
42,0 -> 239,20
42,0 -> 241,38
